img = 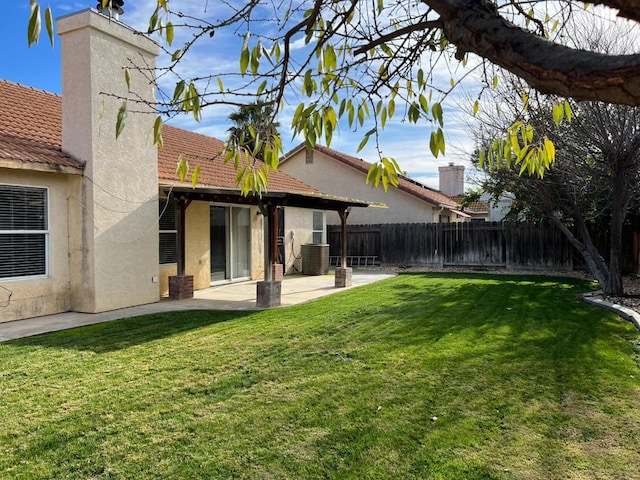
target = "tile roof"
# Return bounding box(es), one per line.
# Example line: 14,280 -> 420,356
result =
158,126 -> 318,194
1,80 -> 318,194
282,143 -> 458,208
451,195 -> 491,214
0,80 -> 83,172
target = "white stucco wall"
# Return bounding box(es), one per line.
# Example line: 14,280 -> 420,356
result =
280,149 -> 437,225
282,207 -> 316,274
58,10 -> 160,313
0,169 -> 82,322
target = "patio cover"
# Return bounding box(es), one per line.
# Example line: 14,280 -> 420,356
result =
160,184 -> 384,286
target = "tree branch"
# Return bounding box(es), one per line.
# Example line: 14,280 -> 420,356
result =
353,19 -> 443,56
424,0 -> 640,105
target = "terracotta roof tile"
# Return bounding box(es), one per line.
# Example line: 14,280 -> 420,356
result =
158,126 -> 318,194
1,80 -> 318,194
282,143 -> 458,208
0,80 -> 82,171
451,195 -> 490,213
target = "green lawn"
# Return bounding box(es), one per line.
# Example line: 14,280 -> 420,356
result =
1,273 -> 639,479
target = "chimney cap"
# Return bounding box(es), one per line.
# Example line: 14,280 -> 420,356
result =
97,1 -> 124,15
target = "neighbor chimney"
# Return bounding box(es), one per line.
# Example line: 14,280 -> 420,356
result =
438,163 -> 465,196
96,0 -> 125,21
57,9 -> 160,313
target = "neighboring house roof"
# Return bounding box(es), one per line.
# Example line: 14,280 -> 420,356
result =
0,80 -> 319,196
451,195 -> 491,215
281,143 -> 460,209
0,80 -> 83,174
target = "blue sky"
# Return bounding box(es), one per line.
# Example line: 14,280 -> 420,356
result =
1,2 -> 479,190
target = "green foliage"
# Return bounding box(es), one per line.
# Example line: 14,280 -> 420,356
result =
27,1 -> 42,46
26,0 -> 599,193
224,103 -> 283,195
479,98 -> 571,177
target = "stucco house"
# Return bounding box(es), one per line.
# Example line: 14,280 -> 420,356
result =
0,9 -> 367,323
280,144 -> 471,225
438,163 -> 491,221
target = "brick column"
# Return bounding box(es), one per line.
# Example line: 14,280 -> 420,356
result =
271,263 -> 284,281
335,267 -> 352,288
169,275 -> 194,300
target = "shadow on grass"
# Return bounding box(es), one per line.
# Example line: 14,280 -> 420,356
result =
335,272 -> 633,393
8,309 -> 255,353
2,272 -> 638,478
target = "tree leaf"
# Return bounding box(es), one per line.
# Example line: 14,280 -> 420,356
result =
115,102 -> 127,139
153,116 -> 163,148
552,104 -> 564,126
176,154 -> 188,183
432,102 -> 444,127
388,99 -> 395,118
191,165 -> 201,189
124,69 -> 131,92
172,80 -> 186,104
240,32 -> 250,76
564,101 -> 573,122
429,131 -> 438,158
419,94 -> 429,114
28,3 -> 41,47
357,130 -> 375,153
44,7 -> 54,47
166,21 -> 174,46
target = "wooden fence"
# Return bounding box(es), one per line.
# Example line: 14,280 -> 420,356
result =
327,222 -> 578,270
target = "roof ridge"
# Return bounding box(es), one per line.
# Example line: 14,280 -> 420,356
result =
0,79 -> 60,98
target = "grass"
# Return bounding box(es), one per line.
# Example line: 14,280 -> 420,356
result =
1,273 -> 639,479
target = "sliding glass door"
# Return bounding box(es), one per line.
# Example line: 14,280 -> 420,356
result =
210,205 -> 251,283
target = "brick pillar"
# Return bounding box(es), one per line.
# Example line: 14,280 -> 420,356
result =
272,263 -> 284,281
335,267 -> 352,288
256,281 -> 281,308
169,275 -> 194,300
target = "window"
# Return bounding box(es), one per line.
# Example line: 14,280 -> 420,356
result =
159,198 -> 177,264
0,184 -> 48,279
312,210 -> 324,244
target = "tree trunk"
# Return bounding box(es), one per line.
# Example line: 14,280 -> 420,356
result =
548,213 -> 609,289
605,156 -> 632,296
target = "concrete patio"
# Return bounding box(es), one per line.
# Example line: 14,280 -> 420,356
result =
0,270 -> 395,342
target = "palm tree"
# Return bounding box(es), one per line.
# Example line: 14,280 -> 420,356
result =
227,103 -> 280,161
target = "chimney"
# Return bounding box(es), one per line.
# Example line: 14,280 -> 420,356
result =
57,9 -> 160,313
438,163 -> 465,196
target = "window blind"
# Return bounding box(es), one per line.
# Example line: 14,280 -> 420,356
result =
0,185 -> 48,279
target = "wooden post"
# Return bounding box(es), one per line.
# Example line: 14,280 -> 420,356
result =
271,206 -> 279,269
335,208 -> 352,288
339,208 -> 350,268
170,197 -> 193,300
261,202 -> 271,281
174,198 -> 188,276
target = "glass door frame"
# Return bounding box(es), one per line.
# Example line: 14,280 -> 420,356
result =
210,203 -> 252,285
